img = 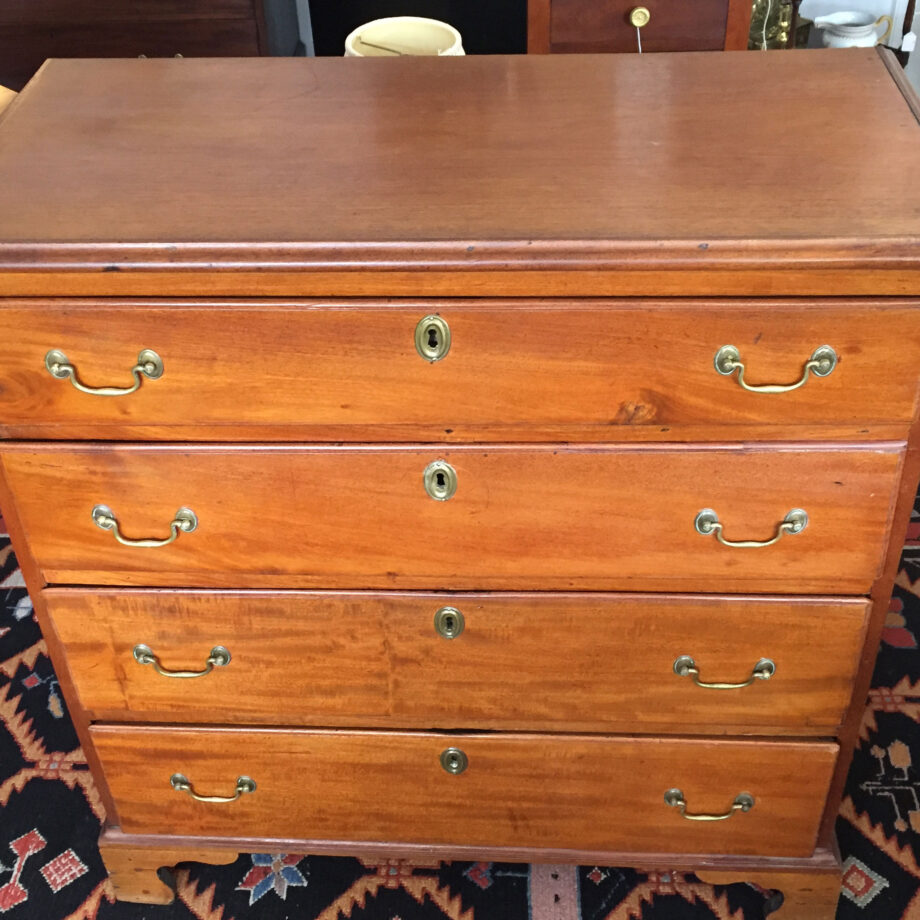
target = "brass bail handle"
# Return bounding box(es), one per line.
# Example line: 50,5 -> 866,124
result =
714,344 -> 837,393
694,508 -> 807,548
673,655 -> 775,690
170,773 -> 256,803
133,644 -> 230,678
91,504 -> 198,548
45,348 -> 163,396
664,789 -> 755,822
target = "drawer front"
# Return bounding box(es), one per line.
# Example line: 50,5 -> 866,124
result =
2,301 -> 919,441
2,444 -> 900,593
550,0 -> 728,52
48,589 -> 868,735
90,726 -> 837,857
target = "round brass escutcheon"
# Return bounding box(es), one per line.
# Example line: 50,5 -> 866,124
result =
629,6 -> 651,27
415,315 -> 451,362
434,606 -> 465,639
440,747 -> 469,775
423,460 -> 458,501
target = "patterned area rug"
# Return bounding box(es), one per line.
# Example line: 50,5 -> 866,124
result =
3,500 -> 920,920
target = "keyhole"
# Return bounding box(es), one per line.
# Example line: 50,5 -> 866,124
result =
435,471 -> 446,490
427,326 -> 439,349
434,606 -> 464,639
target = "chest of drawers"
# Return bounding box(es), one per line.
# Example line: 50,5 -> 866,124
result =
1,49 -> 919,919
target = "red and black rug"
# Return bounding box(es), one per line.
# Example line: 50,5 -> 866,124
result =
2,501 -> 920,920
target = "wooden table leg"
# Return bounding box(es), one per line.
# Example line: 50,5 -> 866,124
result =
98,840 -> 240,904
696,867 -> 841,920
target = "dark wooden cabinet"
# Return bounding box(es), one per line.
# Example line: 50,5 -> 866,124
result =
529,0 -> 752,52
0,0 -> 266,91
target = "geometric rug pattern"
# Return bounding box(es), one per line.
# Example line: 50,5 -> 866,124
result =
3,495 -> 920,919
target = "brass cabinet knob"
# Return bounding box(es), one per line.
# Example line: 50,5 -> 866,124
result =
629,6 -> 651,28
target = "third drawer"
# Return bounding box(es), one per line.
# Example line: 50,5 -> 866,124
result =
46,589 -> 869,735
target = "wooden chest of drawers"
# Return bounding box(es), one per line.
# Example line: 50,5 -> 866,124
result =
1,50 -> 919,919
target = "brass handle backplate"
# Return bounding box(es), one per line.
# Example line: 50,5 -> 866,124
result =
423,460 -> 458,501
415,315 -> 451,362
170,773 -> 256,803
714,344 -> 836,393
92,504 -> 198,547
440,747 -> 468,775
134,644 -> 230,678
674,655 -> 775,689
45,348 -> 163,396
664,788 -> 755,821
694,508 -> 807,548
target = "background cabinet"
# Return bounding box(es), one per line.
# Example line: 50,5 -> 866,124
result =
0,0 -> 271,91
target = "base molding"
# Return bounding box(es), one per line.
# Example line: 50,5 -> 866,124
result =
98,827 -> 843,915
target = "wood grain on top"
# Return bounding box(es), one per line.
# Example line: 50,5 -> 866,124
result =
0,50 -> 917,281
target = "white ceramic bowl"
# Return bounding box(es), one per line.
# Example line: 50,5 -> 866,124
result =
345,16 -> 465,56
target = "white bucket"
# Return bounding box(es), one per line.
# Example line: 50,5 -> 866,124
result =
345,16 -> 465,56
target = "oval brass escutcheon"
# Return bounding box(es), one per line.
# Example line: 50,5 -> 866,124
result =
440,747 -> 468,775
423,460 -> 458,501
434,606 -> 465,639
415,315 -> 451,362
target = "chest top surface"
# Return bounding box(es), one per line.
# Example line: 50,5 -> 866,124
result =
0,49 -> 917,294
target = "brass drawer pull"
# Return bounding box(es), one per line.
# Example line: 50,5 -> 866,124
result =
664,788 -> 755,821
133,643 -> 230,678
45,348 -> 163,396
673,655 -> 775,689
714,344 -> 836,393
91,504 -> 198,547
440,747 -> 468,774
170,773 -> 256,803
694,508 -> 807,548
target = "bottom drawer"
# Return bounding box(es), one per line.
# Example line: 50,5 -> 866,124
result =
91,726 -> 837,857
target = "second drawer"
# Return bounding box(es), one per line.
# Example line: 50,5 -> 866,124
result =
46,589 -> 868,735
1,443 -> 903,593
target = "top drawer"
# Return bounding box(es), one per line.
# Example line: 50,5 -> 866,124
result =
2,299 -> 919,442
